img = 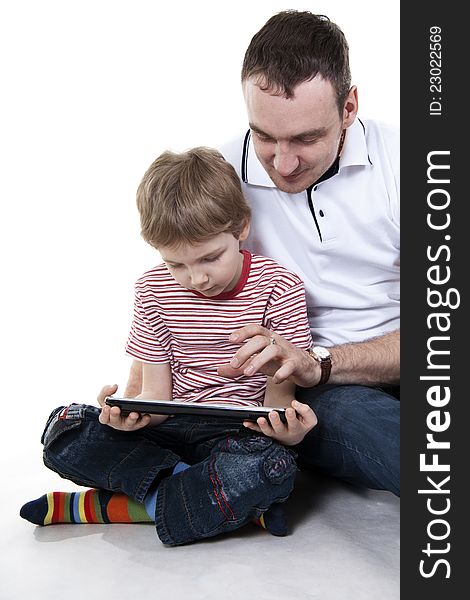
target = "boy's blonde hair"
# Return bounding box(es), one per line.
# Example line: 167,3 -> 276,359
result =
136,147 -> 251,249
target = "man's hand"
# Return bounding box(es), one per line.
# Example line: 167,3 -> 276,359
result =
96,384 -> 153,431
217,325 -> 320,387
243,400 -> 317,446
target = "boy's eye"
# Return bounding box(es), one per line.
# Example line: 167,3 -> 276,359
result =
203,255 -> 220,263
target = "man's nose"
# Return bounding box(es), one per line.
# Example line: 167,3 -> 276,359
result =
273,143 -> 300,176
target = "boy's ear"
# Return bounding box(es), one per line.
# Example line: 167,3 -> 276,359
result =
238,220 -> 251,241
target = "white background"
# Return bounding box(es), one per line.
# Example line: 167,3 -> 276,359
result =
0,6 -> 399,597
0,0 -> 399,428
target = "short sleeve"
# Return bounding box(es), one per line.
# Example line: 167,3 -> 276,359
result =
263,278 -> 313,350
125,291 -> 171,364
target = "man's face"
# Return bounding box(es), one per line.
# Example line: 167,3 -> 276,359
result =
243,76 -> 356,194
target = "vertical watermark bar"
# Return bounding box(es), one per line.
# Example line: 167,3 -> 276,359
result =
401,1 -> 466,597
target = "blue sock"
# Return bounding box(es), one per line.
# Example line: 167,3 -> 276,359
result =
254,502 -> 289,536
143,461 -> 190,519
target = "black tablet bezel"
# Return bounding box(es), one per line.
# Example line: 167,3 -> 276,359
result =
104,396 -> 287,423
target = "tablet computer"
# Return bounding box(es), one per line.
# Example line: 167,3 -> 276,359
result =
105,396 -> 287,423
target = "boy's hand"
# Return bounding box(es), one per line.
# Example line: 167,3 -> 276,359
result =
96,384 -> 152,431
243,400 -> 317,446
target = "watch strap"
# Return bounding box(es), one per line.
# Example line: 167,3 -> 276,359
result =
307,347 -> 332,385
317,358 -> 332,385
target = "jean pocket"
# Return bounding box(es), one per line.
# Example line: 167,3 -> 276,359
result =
41,404 -> 88,449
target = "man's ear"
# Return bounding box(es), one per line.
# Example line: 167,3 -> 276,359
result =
238,219 -> 251,241
342,85 -> 359,128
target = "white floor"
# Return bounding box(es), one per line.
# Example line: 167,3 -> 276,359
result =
3,446 -> 399,600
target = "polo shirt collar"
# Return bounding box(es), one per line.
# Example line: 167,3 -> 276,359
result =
241,130 -> 274,187
241,117 -> 372,188
339,118 -> 373,168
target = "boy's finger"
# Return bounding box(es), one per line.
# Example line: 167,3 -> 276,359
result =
97,383 -> 118,406
109,406 -> 124,426
292,400 -> 310,413
256,417 -> 273,435
285,407 -> 299,426
99,406 -> 110,424
292,401 -> 318,427
124,412 -> 140,429
132,414 -> 151,430
243,421 -> 260,432
267,410 -> 285,433
110,406 -> 121,417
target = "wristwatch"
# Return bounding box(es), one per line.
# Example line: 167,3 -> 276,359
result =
307,346 -> 332,385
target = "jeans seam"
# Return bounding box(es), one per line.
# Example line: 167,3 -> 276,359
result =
133,465 -> 166,503
155,476 -> 172,544
314,432 -> 392,472
157,471 -> 205,545
208,454 -> 236,521
108,445 -> 142,490
107,445 -> 177,501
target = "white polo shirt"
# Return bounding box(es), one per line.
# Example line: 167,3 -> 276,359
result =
220,118 -> 400,347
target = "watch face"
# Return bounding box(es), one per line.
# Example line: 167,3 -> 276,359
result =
312,346 -> 331,360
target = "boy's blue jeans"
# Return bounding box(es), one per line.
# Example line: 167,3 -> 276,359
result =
40,405 -> 297,546
295,384 -> 400,496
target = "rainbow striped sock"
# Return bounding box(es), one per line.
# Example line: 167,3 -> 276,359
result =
20,489 -> 152,525
20,461 -> 190,526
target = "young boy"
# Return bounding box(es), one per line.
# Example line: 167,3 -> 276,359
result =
20,147 -> 317,546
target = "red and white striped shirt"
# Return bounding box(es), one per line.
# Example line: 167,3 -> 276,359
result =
126,251 -> 312,406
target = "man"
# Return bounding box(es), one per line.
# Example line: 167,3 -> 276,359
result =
126,11 -> 400,495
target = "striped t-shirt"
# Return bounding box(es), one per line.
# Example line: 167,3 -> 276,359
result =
126,250 -> 312,407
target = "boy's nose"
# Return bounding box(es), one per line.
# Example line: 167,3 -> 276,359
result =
190,270 -> 209,288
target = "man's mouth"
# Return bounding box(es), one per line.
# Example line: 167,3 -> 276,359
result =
282,172 -> 302,181
274,168 -> 307,182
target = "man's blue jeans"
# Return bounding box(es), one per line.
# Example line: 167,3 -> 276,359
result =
295,384 -> 400,496
40,404 -> 297,546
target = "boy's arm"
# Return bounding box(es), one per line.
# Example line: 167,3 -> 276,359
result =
243,377 -> 318,446
138,362 -> 172,425
264,377 -> 296,408
124,360 -> 144,397
99,362 -> 172,430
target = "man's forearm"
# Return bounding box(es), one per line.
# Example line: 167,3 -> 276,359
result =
328,329 -> 400,386
124,360 -> 143,397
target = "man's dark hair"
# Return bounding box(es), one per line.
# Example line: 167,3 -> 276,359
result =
242,10 -> 351,111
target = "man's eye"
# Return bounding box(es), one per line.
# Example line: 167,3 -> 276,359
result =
204,255 -> 220,263
254,132 -> 273,142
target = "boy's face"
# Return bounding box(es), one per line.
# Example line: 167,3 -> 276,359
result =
159,225 -> 250,297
